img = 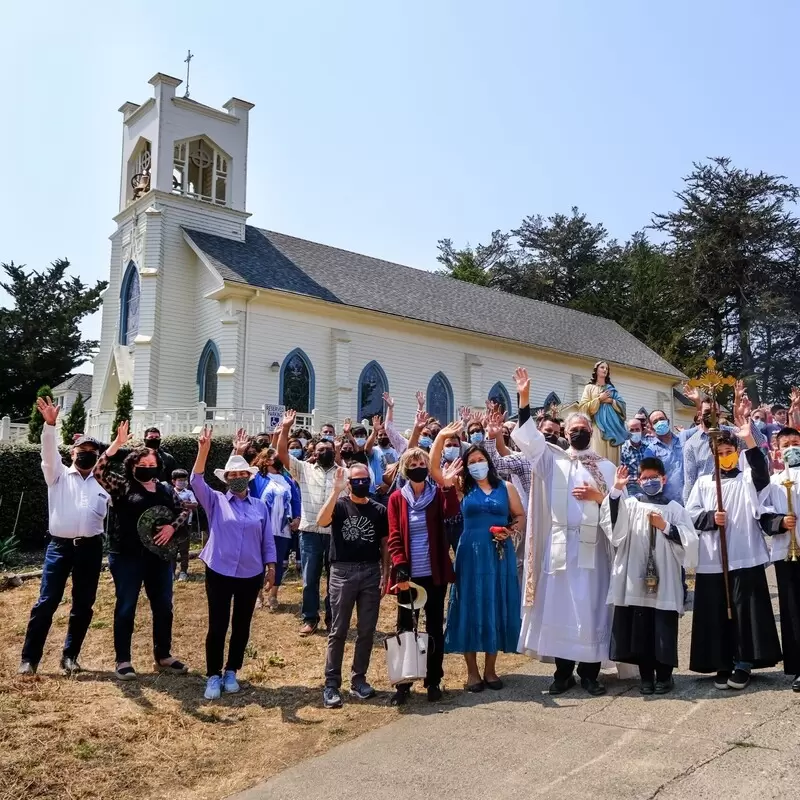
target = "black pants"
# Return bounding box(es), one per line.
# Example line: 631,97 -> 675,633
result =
21,535 -> 103,665
205,566 -> 263,677
173,536 -> 190,574
639,661 -> 674,682
554,657 -> 600,682
395,577 -> 447,690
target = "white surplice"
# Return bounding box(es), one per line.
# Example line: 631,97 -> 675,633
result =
512,417 -> 618,663
600,491 -> 698,614
765,467 -> 800,562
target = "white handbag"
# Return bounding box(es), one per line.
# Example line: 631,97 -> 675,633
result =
384,629 -> 430,686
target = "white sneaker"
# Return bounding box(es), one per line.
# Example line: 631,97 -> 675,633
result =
222,670 -> 240,693
177,572 -> 189,582
204,675 -> 222,700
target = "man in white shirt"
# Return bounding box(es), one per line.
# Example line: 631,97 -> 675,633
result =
18,397 -> 110,676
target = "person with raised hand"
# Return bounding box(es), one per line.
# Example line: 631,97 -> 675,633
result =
18,397 -> 109,677
191,426 -> 276,700
93,420 -> 189,682
431,422 -> 524,693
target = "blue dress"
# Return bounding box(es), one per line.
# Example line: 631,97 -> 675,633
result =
444,482 -> 521,654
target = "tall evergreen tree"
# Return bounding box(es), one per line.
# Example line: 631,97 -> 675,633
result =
61,391 -> 87,446
27,385 -> 53,444
112,383 -> 133,440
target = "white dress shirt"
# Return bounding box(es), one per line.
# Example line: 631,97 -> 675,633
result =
41,424 -> 109,539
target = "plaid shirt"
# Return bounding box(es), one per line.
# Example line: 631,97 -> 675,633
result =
483,437 -> 532,494
619,440 -> 646,495
288,455 -> 344,534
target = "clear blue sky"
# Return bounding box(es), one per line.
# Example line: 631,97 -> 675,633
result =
3,0 -> 799,369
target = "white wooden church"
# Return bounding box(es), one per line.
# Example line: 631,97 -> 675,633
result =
87,71 -> 690,439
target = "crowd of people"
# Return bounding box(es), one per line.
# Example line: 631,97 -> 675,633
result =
16,364 -> 800,709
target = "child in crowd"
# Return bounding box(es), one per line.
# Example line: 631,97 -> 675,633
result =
602,458 -> 698,694
172,469 -> 198,581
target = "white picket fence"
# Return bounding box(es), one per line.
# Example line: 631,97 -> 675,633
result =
0,417 -> 28,443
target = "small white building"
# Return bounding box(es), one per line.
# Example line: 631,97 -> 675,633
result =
52,374 -> 93,416
88,71 -> 689,440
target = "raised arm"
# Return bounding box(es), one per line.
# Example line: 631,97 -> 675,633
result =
407,409 -> 427,450
276,409 -> 296,469
317,467 -> 349,528
509,367 -> 550,477
189,425 -> 218,515
382,392 -> 408,455
366,415 -> 381,456
93,419 -> 133,498
430,422 -> 461,486
38,398 -> 66,487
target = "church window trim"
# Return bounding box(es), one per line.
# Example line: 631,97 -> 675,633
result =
172,136 -> 230,206
357,360 -> 389,422
197,340 -> 221,408
426,371 -> 454,424
279,348 -> 315,414
119,262 -> 140,346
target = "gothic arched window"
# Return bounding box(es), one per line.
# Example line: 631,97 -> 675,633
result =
173,137 -> 229,206
280,349 -> 315,413
119,262 -> 140,346
358,361 -> 388,421
197,340 -> 220,407
426,372 -> 453,424
488,381 -> 513,415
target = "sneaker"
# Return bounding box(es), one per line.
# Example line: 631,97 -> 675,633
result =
727,668 -> 751,690
156,658 -> 189,675
60,656 -> 82,675
714,671 -> 731,690
205,675 -> 222,700
222,670 -> 240,694
580,677 -> 607,696
177,572 -> 189,582
115,664 -> 138,681
793,674 -> 800,693
17,660 -> 37,676
427,685 -> 443,702
350,681 -> 376,700
323,687 -> 343,708
299,621 -> 319,637
548,674 -> 576,695
267,595 -> 279,612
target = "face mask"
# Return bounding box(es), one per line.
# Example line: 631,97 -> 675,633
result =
568,429 -> 591,451
469,432 -> 484,445
175,480 -> 188,490
640,477 -> 663,496
378,438 -> 391,449
134,465 -> 159,483
349,479 -> 371,498
701,411 -> 714,427
146,438 -> 161,451
227,476 -> 250,494
719,452 -> 739,471
429,429 -> 441,440
629,432 -> 642,444
289,448 -> 303,459
322,434 -> 334,442
407,466 -> 429,483
754,420 -> 766,432
354,437 -> 367,447
419,436 -> 433,449
468,461 -> 489,480
653,420 -> 670,437
783,446 -> 800,468
317,450 -> 335,468
544,433 -> 560,445
444,446 -> 460,462
341,450 -> 354,461
298,437 -> 309,447
74,451 -> 98,470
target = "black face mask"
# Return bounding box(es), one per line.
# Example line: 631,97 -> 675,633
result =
74,450 -> 98,470
146,438 -> 161,451
702,411 -> 714,427
317,450 -> 335,468
407,466 -> 429,483
134,465 -> 159,483
568,429 -> 591,451
350,479 -> 371,498
378,438 -> 391,448
544,433 -> 560,445
271,457 -> 284,473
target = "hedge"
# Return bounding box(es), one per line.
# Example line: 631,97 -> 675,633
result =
0,434 -> 236,550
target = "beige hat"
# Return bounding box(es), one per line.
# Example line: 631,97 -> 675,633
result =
213,454 -> 258,483
397,580 -> 428,611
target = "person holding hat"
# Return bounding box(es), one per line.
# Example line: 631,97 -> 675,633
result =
18,398 -> 110,676
387,447 -> 459,705
191,427 -> 277,700
94,420 -> 190,682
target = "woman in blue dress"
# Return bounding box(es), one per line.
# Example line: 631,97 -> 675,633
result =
430,423 -> 525,692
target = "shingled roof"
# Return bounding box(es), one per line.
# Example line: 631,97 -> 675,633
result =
185,226 -> 685,380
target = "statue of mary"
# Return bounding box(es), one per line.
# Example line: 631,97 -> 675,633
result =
577,360 -> 628,463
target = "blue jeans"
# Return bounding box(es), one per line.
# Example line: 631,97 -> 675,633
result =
21,536 -> 103,665
274,537 -> 293,587
108,549 -> 174,663
300,531 -> 332,626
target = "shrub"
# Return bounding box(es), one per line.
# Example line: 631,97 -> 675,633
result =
111,383 -> 133,440
61,391 -> 87,445
0,433 -> 235,550
27,385 -> 53,444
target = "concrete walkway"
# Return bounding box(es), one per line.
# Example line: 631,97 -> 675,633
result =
232,575 -> 800,800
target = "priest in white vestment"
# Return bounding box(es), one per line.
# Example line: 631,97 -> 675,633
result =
511,367 -> 617,696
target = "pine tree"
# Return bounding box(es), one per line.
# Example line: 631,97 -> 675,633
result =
112,383 -> 133,440
27,385 -> 53,444
61,391 -> 87,445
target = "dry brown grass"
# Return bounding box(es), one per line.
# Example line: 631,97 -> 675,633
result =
0,564 -> 527,800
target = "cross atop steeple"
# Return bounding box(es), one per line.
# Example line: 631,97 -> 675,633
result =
183,50 -> 194,98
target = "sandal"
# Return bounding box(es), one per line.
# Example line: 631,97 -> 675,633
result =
299,621 -> 319,637
115,664 -> 138,681
465,680 -> 485,693
156,659 -> 188,675
484,678 -> 503,690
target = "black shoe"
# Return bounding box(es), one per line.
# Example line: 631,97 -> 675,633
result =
323,687 -> 343,708
427,685 -> 443,702
390,687 -> 410,706
465,680 -> 485,693
60,656 -> 82,675
655,678 -> 674,695
580,677 -> 607,696
639,680 -> 655,695
548,674 -> 576,695
17,660 -> 37,676
727,668 -> 751,690
792,674 -> 800,693
714,671 -> 731,690
484,678 -> 504,690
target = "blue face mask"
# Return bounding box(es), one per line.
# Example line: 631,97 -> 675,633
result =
468,461 -> 489,480
653,420 -> 670,437
289,448 -> 303,459
754,420 -> 767,432
629,432 -> 642,444
444,445 -> 460,462
640,477 -> 663,496
419,436 -> 433,449
469,432 -> 485,445
783,446 -> 800,468
322,434 -> 334,442
354,437 -> 367,447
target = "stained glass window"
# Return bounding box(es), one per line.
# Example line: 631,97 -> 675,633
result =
358,361 -> 388,421
426,372 -> 453,424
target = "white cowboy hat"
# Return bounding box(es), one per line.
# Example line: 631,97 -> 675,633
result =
213,454 -> 259,483
397,580 -> 428,611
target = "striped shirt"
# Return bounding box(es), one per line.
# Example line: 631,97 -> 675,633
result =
408,505 -> 432,578
289,456 -> 343,534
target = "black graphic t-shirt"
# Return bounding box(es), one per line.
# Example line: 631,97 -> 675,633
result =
329,497 -> 388,564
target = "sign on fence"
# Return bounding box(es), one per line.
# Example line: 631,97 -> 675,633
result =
263,404 -> 286,433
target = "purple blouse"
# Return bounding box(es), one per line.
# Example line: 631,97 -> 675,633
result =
192,473 -> 276,578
